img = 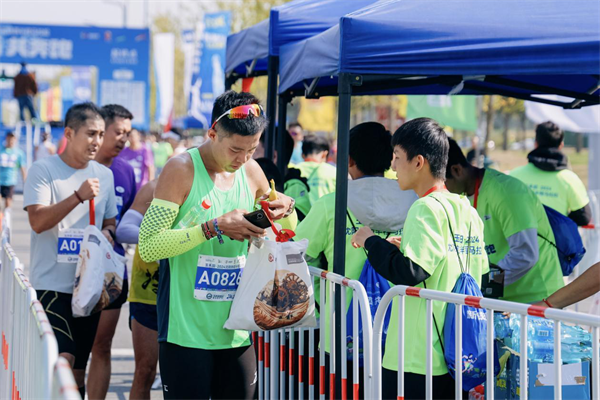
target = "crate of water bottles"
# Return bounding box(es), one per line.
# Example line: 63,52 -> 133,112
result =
492,313 -> 592,400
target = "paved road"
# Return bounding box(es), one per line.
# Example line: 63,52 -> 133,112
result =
9,195 -> 162,400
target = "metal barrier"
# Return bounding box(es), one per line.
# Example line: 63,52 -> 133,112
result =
372,285 -> 600,400
51,357 -> 82,400
255,266 -> 374,400
0,227 -> 81,399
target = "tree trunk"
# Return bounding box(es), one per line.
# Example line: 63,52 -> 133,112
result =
502,113 -> 510,151
484,96 -> 495,146
576,132 -> 583,153
520,114 -> 527,144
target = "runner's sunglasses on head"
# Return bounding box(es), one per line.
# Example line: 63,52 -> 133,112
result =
211,104 -> 264,130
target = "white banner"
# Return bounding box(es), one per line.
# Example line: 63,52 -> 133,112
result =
153,33 -> 175,125
525,96 -> 600,134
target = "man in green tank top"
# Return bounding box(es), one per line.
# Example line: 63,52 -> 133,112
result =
138,91 -> 295,400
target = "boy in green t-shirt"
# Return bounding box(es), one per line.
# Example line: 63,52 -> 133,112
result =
352,118 -> 488,400
445,138 -> 564,304
296,123 -> 417,378
510,121 -> 591,226
287,135 -> 337,209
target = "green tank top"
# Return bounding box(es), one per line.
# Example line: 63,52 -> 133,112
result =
166,148 -> 254,349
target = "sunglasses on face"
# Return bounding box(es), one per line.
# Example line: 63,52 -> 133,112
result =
210,104 -> 264,130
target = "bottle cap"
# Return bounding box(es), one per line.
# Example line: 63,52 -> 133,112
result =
202,199 -> 212,209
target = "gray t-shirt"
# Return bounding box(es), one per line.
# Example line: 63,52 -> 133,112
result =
24,155 -> 118,294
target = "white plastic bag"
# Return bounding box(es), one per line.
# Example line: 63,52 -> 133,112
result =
72,225 -> 126,317
224,238 -> 317,331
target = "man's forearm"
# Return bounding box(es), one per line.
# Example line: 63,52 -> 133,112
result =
547,263 -> 600,308
29,193 -> 82,233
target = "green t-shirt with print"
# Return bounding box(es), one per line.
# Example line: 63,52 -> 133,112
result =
296,161 -> 337,206
382,191 -> 489,375
294,193 -> 403,353
475,168 -> 564,304
510,163 -> 589,216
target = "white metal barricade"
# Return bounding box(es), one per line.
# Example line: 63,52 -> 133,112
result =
51,357 -> 82,400
0,235 -> 19,400
373,285 -> 600,400
255,266 -> 374,400
0,224 -> 81,400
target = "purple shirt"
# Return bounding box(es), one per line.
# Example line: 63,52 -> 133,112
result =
117,146 -> 153,190
110,157 -> 137,257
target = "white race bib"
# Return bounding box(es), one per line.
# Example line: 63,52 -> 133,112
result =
57,228 -> 85,263
194,255 -> 245,302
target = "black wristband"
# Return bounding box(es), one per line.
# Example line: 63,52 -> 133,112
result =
74,190 -> 84,204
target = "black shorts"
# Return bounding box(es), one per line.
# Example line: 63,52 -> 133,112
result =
0,185 -> 14,199
104,278 -> 129,310
159,342 -> 257,400
129,302 -> 158,331
36,290 -> 101,370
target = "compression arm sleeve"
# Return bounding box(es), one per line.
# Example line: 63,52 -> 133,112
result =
497,228 -> 539,286
364,236 -> 431,286
138,198 -> 207,263
116,209 -> 143,244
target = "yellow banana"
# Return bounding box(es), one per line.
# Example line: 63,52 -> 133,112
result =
269,179 -> 278,201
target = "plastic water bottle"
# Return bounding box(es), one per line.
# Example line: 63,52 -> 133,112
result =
561,325 -> 592,363
494,312 -> 511,339
562,324 -> 592,346
176,199 -> 212,229
528,317 -> 554,362
508,314 -> 521,352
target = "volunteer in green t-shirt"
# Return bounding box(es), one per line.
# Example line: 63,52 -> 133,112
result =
286,135 -> 337,214
138,91 -> 295,400
295,122 -> 417,396
445,138 -> 564,304
511,121 -> 591,226
352,118 -> 489,400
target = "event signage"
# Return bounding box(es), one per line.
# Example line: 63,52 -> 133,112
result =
187,12 -> 231,129
0,23 -> 150,129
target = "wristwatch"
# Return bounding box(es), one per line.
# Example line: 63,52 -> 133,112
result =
284,197 -> 296,218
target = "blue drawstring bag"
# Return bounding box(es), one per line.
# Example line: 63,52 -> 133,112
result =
430,196 -> 499,391
444,273 -> 500,391
540,205 -> 586,276
346,259 -> 391,366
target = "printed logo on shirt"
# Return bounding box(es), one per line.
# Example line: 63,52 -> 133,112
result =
448,235 -> 483,255
485,244 -> 497,255
116,186 -> 125,193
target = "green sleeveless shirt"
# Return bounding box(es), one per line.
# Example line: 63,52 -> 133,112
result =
164,148 -> 254,349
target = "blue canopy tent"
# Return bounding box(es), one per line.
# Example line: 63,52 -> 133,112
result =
279,0 -> 600,104
225,19 -> 269,83
224,0 -> 378,162
276,1 -> 600,388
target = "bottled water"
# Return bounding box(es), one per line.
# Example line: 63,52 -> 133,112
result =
528,317 -> 554,362
494,313 -> 511,339
176,199 -> 212,229
505,315 -> 592,363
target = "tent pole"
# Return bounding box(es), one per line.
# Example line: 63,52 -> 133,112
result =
277,94 -> 289,176
266,55 -> 279,161
334,72 -> 353,398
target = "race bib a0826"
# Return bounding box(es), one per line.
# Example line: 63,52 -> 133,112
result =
194,255 -> 245,302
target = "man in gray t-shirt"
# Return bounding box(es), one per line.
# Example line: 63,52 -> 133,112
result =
23,102 -> 117,398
